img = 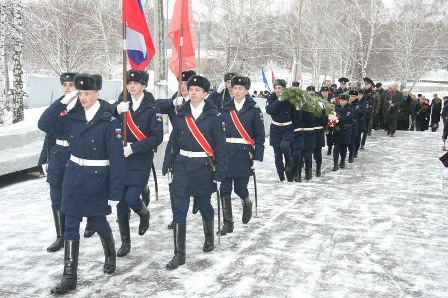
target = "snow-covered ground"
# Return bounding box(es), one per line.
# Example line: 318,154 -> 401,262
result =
1,127 -> 448,297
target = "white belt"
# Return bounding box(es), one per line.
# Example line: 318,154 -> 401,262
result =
314,126 -> 324,130
179,149 -> 208,158
226,137 -> 250,145
56,139 -> 69,147
294,127 -> 314,132
272,121 -> 292,126
70,155 -> 110,166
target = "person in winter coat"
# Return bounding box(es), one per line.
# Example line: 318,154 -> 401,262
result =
384,83 -> 402,137
332,94 -> 353,171
430,94 -> 442,132
208,72 -> 238,112
441,96 -> 448,125
397,89 -> 412,130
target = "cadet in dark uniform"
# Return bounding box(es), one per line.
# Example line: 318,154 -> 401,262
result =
295,107 -> 315,180
112,70 -> 163,257
355,89 -> 368,157
38,73 -> 98,252
334,77 -> 349,97
208,72 -> 238,111
38,74 -> 125,295
218,76 -> 265,235
332,94 -> 353,171
361,77 -> 380,147
162,75 -> 228,270
348,89 -> 360,163
314,87 -> 328,177
266,79 -> 295,181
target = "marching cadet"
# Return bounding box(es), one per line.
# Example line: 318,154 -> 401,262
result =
295,93 -> 315,181
266,79 -> 295,182
218,76 -> 265,235
354,89 -> 368,158
112,70 -> 163,257
38,74 -> 125,295
314,87 -> 328,177
332,94 -> 353,171
361,77 -> 380,147
37,73 -> 97,253
162,75 -> 228,270
334,77 -> 349,97
208,72 -> 238,111
348,89 -> 360,163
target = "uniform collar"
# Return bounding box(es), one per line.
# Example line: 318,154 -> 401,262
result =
234,97 -> 245,112
84,100 -> 100,122
132,93 -> 144,111
190,100 -> 205,119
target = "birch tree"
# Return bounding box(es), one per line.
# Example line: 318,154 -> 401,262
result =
12,1 -> 24,123
0,2 -> 6,105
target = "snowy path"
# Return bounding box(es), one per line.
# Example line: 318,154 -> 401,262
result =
0,129 -> 447,297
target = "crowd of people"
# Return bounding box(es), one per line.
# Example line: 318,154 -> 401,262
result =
37,70 -> 445,295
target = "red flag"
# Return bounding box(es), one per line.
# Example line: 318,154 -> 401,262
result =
123,0 -> 156,70
271,69 -> 276,84
168,0 -> 196,78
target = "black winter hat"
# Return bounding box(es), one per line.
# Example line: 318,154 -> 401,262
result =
349,89 -> 359,96
292,81 -> 300,87
187,75 -> 211,92
338,77 -> 349,83
320,86 -> 330,92
60,72 -> 77,85
339,94 -> 348,100
231,76 -> 251,89
181,70 -> 196,81
306,86 -> 315,92
127,70 -> 149,86
75,73 -> 102,91
224,72 -> 238,82
273,79 -> 287,88
363,77 -> 374,86
375,82 -> 382,88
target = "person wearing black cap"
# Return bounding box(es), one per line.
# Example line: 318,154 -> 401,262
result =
111,70 -> 163,257
217,76 -> 265,235
348,89 -> 360,163
37,72 -> 96,252
266,79 -> 295,181
335,77 -> 349,97
306,85 -> 317,96
374,82 -> 386,129
384,82 -> 402,136
38,73 -> 125,294
332,94 -> 353,171
292,81 -> 300,88
354,89 -> 367,157
360,77 -> 380,147
162,75 -> 228,270
208,72 -> 238,111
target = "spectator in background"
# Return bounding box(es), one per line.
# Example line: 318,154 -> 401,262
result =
410,94 -> 419,131
252,90 -> 258,98
441,96 -> 448,124
430,95 -> 442,132
384,82 -> 402,137
397,89 -> 412,130
374,82 -> 387,130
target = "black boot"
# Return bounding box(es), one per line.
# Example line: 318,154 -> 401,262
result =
100,233 -> 116,274
332,160 -> 339,171
316,164 -> 321,177
278,171 -> 285,181
141,185 -> 150,207
284,156 -> 292,173
202,220 -> 215,252
50,240 -> 79,295
293,167 -> 302,182
241,197 -> 253,224
192,198 -> 199,214
166,223 -> 186,270
84,217 -> 96,238
47,210 -> 65,252
349,153 -> 354,163
305,165 -> 312,180
361,133 -> 367,148
117,214 -> 131,257
137,205 -> 150,235
353,150 -> 358,158
218,197 -> 234,236
339,158 -> 346,169
327,146 -> 332,155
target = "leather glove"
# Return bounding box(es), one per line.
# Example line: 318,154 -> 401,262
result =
217,82 -> 226,93
117,101 -> 130,114
60,90 -> 79,105
123,144 -> 133,157
108,200 -> 119,207
251,160 -> 262,171
41,164 -> 47,176
172,97 -> 183,107
214,180 -> 221,190
165,172 -> 173,184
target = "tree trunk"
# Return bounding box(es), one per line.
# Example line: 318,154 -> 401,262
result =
0,3 -> 6,105
12,1 -> 24,124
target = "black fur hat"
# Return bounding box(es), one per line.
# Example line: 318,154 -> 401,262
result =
75,73 -> 102,91
292,81 -> 300,87
273,79 -> 286,88
339,94 -> 348,100
320,86 -> 330,92
338,77 -> 349,83
231,76 -> 251,89
127,70 -> 149,86
59,72 -> 77,85
349,89 -> 359,96
363,77 -> 374,86
357,89 -> 364,94
306,86 -> 315,92
224,72 -> 238,82
187,75 -> 210,92
181,70 -> 196,81
375,82 -> 382,88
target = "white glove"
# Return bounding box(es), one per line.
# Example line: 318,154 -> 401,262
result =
251,160 -> 262,171
278,97 -> 284,101
172,97 -> 183,107
117,101 -> 130,114
108,200 -> 119,207
41,164 -> 47,176
60,90 -> 79,105
217,82 -> 226,93
214,180 -> 221,190
123,144 -> 133,157
165,172 -> 173,184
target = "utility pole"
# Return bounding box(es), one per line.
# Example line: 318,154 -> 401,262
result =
153,0 -> 167,100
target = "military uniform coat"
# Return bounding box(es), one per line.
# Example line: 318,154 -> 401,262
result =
292,109 -> 304,149
162,99 -> 228,198
38,99 -> 125,217
265,93 -> 295,147
357,98 -> 368,133
314,107 -> 327,148
333,104 -> 353,145
296,110 -> 315,150
221,96 -> 265,177
208,89 -> 232,112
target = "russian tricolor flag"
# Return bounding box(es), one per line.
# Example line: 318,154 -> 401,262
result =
123,0 -> 155,70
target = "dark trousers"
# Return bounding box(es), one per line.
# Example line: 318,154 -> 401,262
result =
300,149 -> 313,172
173,194 -> 213,224
386,118 -> 398,134
355,130 -> 362,151
117,185 -> 145,215
273,140 -> 292,173
313,147 -> 322,167
333,143 -> 348,161
65,215 -> 111,240
326,133 -> 333,147
220,176 -> 249,199
50,185 -> 62,210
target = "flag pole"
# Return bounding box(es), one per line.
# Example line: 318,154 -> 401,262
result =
122,0 -> 128,146
176,25 -> 184,104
